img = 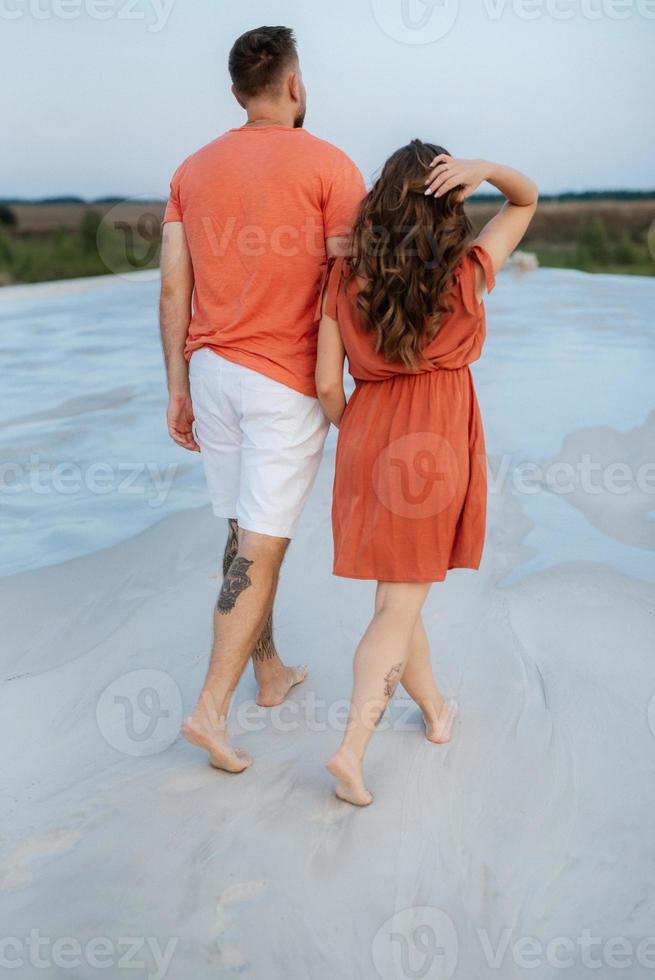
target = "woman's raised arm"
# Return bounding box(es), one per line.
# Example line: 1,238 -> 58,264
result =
425,156 -> 538,298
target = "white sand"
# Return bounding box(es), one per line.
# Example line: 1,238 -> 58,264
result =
1,267 -> 655,978
0,268 -> 154,302
1,443 -> 655,979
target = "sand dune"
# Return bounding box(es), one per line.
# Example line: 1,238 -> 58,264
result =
541,410 -> 655,550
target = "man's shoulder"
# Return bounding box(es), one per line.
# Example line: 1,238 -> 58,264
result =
171,129 -> 361,184
300,130 -> 359,170
177,132 -> 234,168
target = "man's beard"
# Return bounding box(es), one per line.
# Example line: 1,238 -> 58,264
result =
294,104 -> 306,128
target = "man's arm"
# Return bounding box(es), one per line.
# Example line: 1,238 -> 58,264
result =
326,236 -> 352,258
159,221 -> 200,452
323,152 -> 367,259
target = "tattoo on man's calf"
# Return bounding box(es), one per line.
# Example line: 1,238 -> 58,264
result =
217,556 -> 254,615
254,614 -> 276,662
222,519 -> 239,577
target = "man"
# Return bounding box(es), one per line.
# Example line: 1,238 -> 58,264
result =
159,26 -> 366,772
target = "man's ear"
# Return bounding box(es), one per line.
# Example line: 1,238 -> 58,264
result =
231,84 -> 246,110
288,71 -> 301,104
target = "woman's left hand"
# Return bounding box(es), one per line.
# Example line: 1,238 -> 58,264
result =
424,156 -> 489,200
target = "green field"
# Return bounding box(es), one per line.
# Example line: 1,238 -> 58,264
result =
468,198 -> 655,277
0,196 -> 653,285
0,201 -> 163,285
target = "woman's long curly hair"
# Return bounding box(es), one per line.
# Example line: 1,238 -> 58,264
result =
350,140 -> 472,368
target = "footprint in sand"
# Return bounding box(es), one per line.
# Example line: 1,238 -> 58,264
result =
211,881 -> 267,972
0,828 -> 82,889
218,880 -> 266,908
213,882 -> 267,939
159,767 -> 217,795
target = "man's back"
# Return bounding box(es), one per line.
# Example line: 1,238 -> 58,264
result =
164,126 -> 365,395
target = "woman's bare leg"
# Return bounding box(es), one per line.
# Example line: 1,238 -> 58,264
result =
326,581 -> 431,806
401,617 -> 458,744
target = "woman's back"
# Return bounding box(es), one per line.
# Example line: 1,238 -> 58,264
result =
317,243 -> 495,584
319,243 -> 496,382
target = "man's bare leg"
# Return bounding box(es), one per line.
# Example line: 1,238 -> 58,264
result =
182,528 -> 290,772
221,519 -> 308,708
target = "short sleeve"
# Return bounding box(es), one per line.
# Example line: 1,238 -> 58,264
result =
314,256 -> 345,323
469,243 -> 496,293
162,163 -> 185,224
322,154 -> 367,238
457,244 -> 496,315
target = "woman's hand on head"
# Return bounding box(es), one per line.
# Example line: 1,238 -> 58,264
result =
424,156 -> 488,201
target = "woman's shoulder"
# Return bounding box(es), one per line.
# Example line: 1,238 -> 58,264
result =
315,255 -> 351,323
453,242 -> 496,314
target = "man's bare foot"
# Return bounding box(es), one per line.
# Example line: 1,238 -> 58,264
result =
425,699 -> 459,744
181,711 -> 252,774
256,665 -> 308,708
326,747 -> 373,807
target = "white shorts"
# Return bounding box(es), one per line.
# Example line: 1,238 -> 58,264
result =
189,349 -> 329,539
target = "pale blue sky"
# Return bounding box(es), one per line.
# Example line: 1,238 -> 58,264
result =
2,0 -> 654,198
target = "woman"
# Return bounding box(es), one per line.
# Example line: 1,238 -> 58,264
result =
315,142 -> 537,805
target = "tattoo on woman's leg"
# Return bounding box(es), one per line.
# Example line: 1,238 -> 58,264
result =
217,557 -> 254,615
371,663 -> 404,730
383,663 -> 403,698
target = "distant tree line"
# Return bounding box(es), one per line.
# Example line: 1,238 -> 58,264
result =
0,196 -> 166,205
470,190 -> 655,202
1,190 -> 654,208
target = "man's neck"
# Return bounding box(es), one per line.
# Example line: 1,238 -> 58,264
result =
244,104 -> 296,129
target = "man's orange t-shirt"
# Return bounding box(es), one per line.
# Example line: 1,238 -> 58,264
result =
163,127 -> 366,397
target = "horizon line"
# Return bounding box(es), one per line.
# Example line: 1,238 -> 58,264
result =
3,189 -> 655,205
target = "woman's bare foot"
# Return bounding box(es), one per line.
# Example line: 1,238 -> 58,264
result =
256,665 -> 308,708
425,699 -> 459,744
326,747 -> 373,807
181,709 -> 252,774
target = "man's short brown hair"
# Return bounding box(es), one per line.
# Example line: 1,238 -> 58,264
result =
228,26 -> 298,100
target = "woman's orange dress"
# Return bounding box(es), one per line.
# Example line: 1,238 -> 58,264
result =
319,244 -> 495,583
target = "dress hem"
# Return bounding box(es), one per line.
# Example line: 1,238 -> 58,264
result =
332,561 -> 481,583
